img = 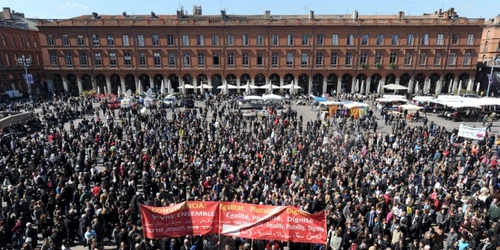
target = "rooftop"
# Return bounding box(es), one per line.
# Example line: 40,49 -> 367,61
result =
0,7 -> 38,31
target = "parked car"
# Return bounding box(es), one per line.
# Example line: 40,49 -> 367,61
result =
179,99 -> 195,108
163,96 -> 178,107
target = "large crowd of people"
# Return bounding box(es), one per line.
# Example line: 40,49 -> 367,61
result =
0,92 -> 498,250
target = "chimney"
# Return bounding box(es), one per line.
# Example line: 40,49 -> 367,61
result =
309,10 -> 314,20
193,5 -> 202,16
176,10 -> 184,19
3,7 -> 11,20
221,10 -> 227,19
265,10 -> 271,19
151,11 -> 156,18
353,11 -> 358,21
438,9 -> 442,16
122,11 -> 127,17
398,11 -> 404,19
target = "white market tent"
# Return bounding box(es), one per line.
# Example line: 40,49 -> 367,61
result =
262,94 -> 283,100
399,104 -> 423,111
243,95 -> 262,100
383,84 -> 409,91
343,102 -> 369,109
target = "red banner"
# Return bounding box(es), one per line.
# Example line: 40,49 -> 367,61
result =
218,202 -> 326,244
140,202 -> 326,244
140,202 -> 219,238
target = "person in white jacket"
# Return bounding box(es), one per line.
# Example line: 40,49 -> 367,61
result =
327,226 -> 343,250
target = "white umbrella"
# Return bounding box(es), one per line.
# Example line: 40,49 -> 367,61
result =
160,80 -> 165,95
451,79 -> 457,94
448,79 -> 453,94
423,79 -> 429,94
117,86 -> 122,97
224,79 -> 229,95
355,79 -> 360,93
104,86 -> 108,96
262,94 -> 283,100
197,83 -> 212,89
476,82 -> 481,93
259,83 -> 280,94
97,86 -> 101,96
137,80 -> 143,95
457,80 -> 463,95
351,78 -> 356,94
245,81 -> 251,95
383,84 -> 408,90
360,80 -> 365,94
167,79 -> 173,94
414,81 -> 419,94
366,79 -> 371,94
466,79 -> 474,92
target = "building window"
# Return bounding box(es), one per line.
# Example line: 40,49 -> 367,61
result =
391,34 -> 399,45
152,52 -> 161,66
345,52 -> 352,65
198,52 -> 205,66
316,34 -> 324,46
137,35 -> 145,46
1,35 -> 5,46
448,52 -> 456,66
242,34 -> 249,46
213,53 -> 219,66
79,52 -> 87,66
315,52 -> 323,66
109,52 -> 117,66
361,34 -> 369,45
26,37 -> 30,47
182,35 -> 189,46
47,35 -> 55,46
139,52 -> 146,66
467,34 -> 474,45
62,35 -> 70,46
151,34 -> 159,46
64,52 -> 73,66
183,52 -> 190,66
242,52 -> 249,66
124,52 -> 131,66
272,34 -> 279,46
271,52 -> 278,66
49,52 -> 58,66
301,34 -> 308,46
347,34 -> 354,46
197,35 -> 204,46
287,35 -> 294,46
257,53 -> 263,66
483,41 -> 489,52
257,34 -> 264,46
330,52 -> 338,66
419,52 -> 427,65
332,34 -> 339,46
10,36 -> 14,46
227,34 -> 234,46
360,52 -> 367,64
404,52 -> 412,65
301,53 -> 308,66
389,52 -> 397,64
433,52 -> 441,65
227,52 -> 234,66
464,52 -> 471,65
376,34 -> 384,45
167,35 -> 175,46
375,52 -> 382,64
168,53 -> 175,66
122,35 -> 129,46
437,34 -> 444,45
407,34 -> 414,45
212,35 -> 219,46
107,35 -> 115,46
286,52 -> 293,66
33,38 -> 37,47
92,34 -> 99,46
19,37 -> 23,47
77,35 -> 85,46
94,53 -> 102,66
421,34 -> 429,45
452,34 -> 459,45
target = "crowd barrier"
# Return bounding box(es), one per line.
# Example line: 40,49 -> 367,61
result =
140,201 -> 326,244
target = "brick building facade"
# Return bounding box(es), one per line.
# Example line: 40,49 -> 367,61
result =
0,7 -> 45,94
36,7 -> 484,96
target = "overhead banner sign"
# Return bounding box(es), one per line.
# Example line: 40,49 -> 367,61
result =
458,124 -> 486,140
140,202 -> 219,238
140,202 -> 326,244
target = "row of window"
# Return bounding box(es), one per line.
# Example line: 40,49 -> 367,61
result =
1,34 -> 38,48
49,50 -> 472,68
0,53 -> 40,67
46,33 -> 477,47
482,41 -> 500,53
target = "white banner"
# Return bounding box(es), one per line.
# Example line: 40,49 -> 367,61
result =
458,124 -> 486,140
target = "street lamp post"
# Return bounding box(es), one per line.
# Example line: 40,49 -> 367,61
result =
17,55 -> 33,107
487,56 -> 500,97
